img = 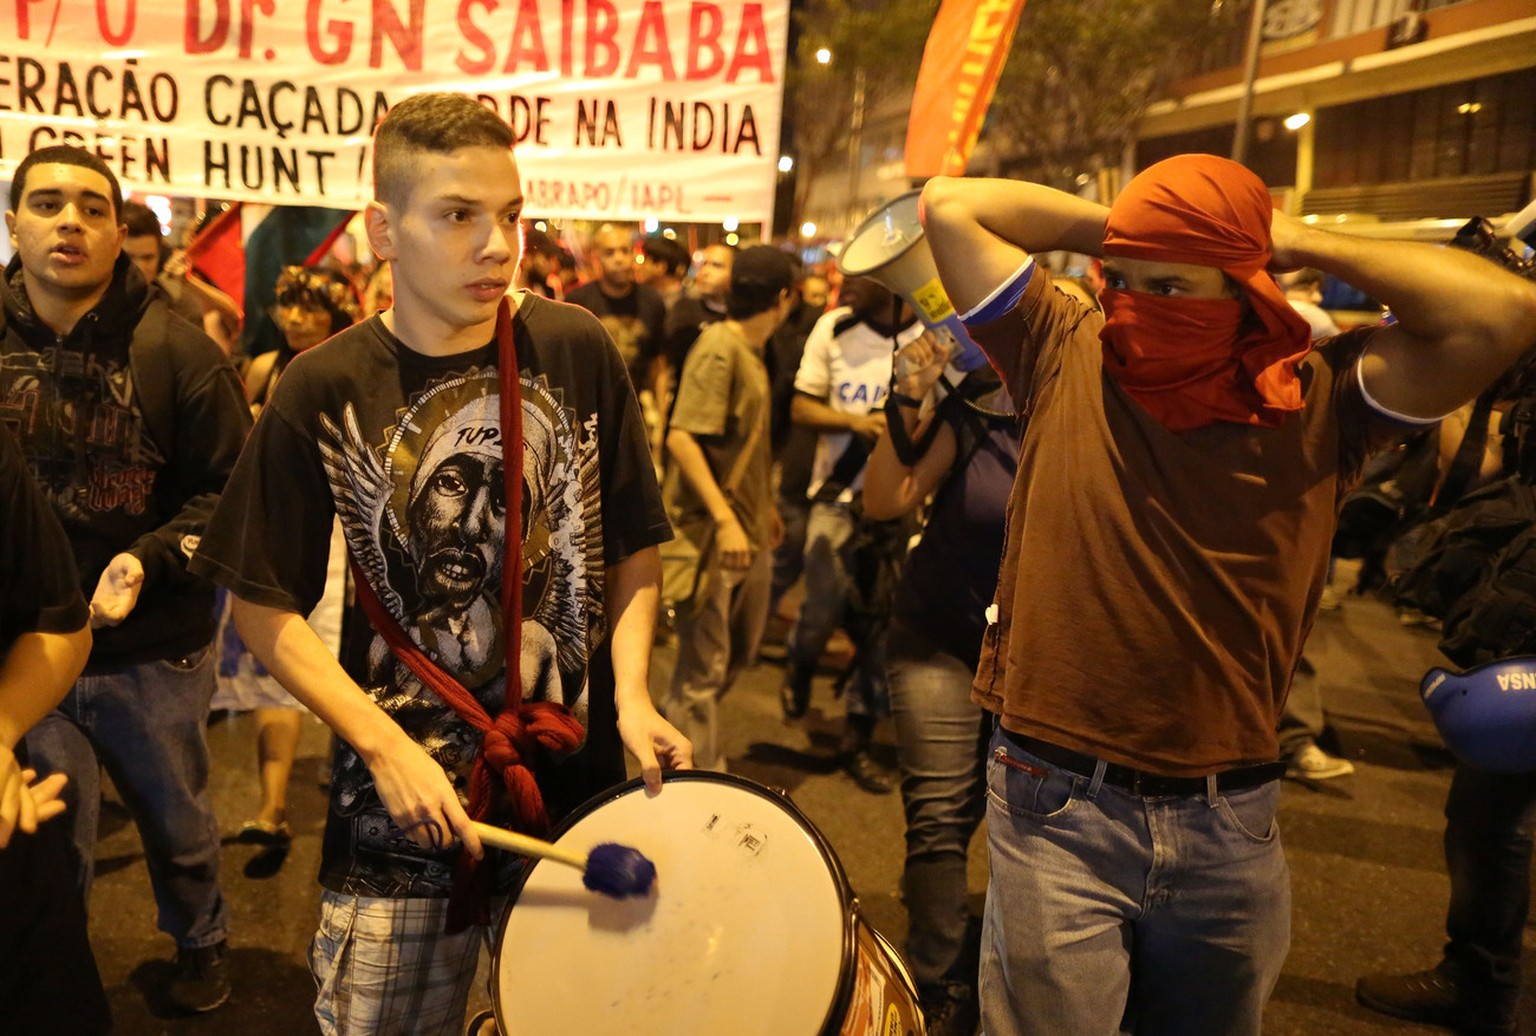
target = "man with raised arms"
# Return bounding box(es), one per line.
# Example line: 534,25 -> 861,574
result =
919,156 -> 1536,1034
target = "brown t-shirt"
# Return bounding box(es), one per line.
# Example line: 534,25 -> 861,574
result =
967,265 -> 1402,775
664,321 -> 774,548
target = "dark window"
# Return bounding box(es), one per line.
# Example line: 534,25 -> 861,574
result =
1314,67 -> 1536,188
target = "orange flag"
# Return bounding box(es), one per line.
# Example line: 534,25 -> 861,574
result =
904,0 -> 1029,179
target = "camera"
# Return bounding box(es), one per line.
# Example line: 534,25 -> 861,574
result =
1449,195 -> 1536,282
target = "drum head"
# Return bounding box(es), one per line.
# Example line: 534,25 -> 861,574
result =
493,773 -> 849,1034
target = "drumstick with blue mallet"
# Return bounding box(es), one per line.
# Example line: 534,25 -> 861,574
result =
471,821 -> 656,898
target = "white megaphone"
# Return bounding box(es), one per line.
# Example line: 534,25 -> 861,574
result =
837,189 -> 989,372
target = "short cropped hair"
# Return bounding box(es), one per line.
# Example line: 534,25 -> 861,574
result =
9,145 -> 122,217
120,200 -> 162,239
373,93 -> 515,209
642,235 -> 691,278
591,224 -> 633,256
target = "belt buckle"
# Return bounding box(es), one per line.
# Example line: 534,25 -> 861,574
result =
1129,769 -> 1146,795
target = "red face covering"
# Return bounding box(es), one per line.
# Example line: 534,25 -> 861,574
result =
1099,154 -> 1313,432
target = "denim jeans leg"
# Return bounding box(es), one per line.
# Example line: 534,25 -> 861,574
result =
1442,763 -> 1536,1022
981,728 -> 1290,1036
87,649 -> 230,948
769,492 -> 810,615
980,730 -> 1138,1036
843,612 -> 891,722
784,503 -> 853,673
1127,781 -> 1291,1036
1277,664 -> 1325,756
23,699 -> 104,906
887,621 -> 987,990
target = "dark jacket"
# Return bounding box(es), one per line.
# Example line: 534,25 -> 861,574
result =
0,255 -> 251,668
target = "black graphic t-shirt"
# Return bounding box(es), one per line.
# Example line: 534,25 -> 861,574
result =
0,422 -> 87,656
193,294 -> 670,897
564,281 -> 667,388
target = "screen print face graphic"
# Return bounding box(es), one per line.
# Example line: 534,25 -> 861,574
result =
405,396 -> 506,613
381,375 -> 509,632
363,368 -> 590,705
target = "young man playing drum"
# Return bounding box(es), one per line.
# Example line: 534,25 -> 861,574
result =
918,156 -> 1536,1034
192,92 -> 691,1034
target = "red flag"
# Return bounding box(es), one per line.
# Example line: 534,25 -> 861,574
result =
183,203 -> 246,311
304,211 -> 359,267
904,0 -> 1029,179
182,205 -> 354,318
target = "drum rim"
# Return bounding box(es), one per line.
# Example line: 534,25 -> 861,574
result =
488,769 -> 861,1036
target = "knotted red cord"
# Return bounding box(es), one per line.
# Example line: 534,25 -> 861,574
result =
347,295 -> 584,932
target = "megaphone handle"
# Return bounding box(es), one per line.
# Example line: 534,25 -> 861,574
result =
930,313 -> 990,373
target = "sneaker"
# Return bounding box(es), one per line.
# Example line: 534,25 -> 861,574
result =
840,749 -> 895,795
169,940 -> 231,1014
237,818 -> 292,847
1356,962 -> 1516,1035
1287,742 -> 1356,780
920,983 -> 980,1036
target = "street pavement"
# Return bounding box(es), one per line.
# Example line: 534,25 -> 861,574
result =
85,591 -> 1533,1034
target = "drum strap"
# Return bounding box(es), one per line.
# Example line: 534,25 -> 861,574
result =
348,295 -> 584,933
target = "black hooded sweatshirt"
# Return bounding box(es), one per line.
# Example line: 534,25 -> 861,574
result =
0,254 -> 251,669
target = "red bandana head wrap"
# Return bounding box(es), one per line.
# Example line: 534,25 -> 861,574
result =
1099,153 -> 1312,432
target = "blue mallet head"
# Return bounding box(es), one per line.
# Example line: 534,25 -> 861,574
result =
582,842 -> 657,898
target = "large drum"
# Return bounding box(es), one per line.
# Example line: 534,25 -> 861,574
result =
491,772 -> 925,1035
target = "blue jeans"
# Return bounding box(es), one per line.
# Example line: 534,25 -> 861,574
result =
769,490 -> 809,616
784,502 -> 897,720
26,648 -> 230,949
1442,762 -> 1536,1022
981,729 -> 1290,1036
886,619 -> 988,991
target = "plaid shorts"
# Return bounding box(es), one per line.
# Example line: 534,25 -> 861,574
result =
310,890 -> 490,1036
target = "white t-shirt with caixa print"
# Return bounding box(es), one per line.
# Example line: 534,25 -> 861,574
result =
793,307 -> 925,503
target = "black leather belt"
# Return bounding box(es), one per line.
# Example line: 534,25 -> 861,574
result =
1001,729 -> 1287,797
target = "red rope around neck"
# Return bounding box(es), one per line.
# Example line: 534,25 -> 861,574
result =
347,296 -> 584,930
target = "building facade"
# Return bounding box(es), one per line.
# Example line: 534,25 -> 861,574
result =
1139,0 -> 1536,222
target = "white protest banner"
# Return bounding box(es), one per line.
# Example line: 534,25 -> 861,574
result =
0,0 -> 789,222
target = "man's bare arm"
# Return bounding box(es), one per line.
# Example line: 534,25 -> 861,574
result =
666,428 -> 752,571
920,177 -> 1109,315
164,250 -> 242,353
791,392 -> 886,439
1272,212 -> 1536,420
604,546 -> 691,790
231,597 -> 483,857
863,334 -> 959,521
0,623 -> 91,847
0,624 -> 91,751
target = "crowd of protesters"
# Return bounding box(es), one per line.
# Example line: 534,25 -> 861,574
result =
3,108 -> 1536,1036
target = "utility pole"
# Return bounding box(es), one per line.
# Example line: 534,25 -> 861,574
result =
1232,0 -> 1269,166
846,65 -> 867,231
